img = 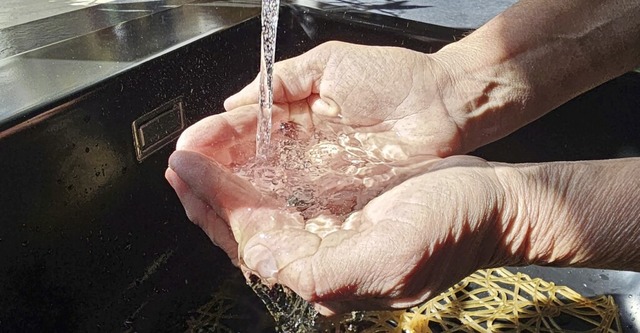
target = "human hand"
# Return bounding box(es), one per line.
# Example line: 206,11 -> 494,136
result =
165,106 -> 519,315
224,41 -> 465,158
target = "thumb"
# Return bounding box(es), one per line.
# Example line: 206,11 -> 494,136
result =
242,228 -> 321,285
168,150 -> 265,241
307,94 -> 341,118
243,227 -> 362,304
168,150 -> 308,254
224,47 -> 328,110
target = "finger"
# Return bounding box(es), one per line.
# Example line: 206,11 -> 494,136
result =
427,155 -> 489,172
245,210 -> 437,309
224,46 -> 328,111
177,104 -> 291,166
313,303 -> 338,317
242,228 -> 362,303
165,168 -> 239,264
168,150 -> 297,250
313,289 -> 438,316
241,228 -> 319,285
168,150 -> 260,221
175,106 -> 261,165
313,298 -> 406,317
223,74 -> 260,110
169,149 -> 314,277
307,94 -> 341,118
176,105 -> 257,150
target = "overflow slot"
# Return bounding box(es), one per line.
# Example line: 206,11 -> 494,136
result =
132,97 -> 185,162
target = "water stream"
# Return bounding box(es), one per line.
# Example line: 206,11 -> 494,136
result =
252,1 -> 324,330
256,0 -> 280,160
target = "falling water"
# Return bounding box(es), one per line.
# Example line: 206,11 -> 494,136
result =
256,0 -> 280,160
252,0 -> 320,329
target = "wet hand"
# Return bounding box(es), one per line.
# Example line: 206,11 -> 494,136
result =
165,106 -> 515,315
224,41 -> 464,158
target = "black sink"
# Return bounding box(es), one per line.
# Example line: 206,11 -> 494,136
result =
0,1 -> 638,332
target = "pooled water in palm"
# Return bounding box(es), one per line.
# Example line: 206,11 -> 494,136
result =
236,122 -> 433,234
256,0 -> 280,160
236,123 -> 433,331
238,123 -> 392,222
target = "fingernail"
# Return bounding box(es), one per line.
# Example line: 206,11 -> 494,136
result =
326,100 -> 341,117
311,97 -> 341,118
165,172 -> 175,187
314,303 -> 338,317
223,97 -> 233,110
243,244 -> 278,280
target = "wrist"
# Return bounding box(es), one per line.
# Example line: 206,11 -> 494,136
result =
491,159 -> 640,271
429,0 -> 640,155
490,162 -> 588,267
429,41 -> 533,154
488,163 -> 539,267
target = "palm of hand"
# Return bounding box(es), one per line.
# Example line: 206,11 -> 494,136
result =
166,105 -> 504,315
224,41 -> 463,159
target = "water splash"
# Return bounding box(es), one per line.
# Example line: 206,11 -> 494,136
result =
239,123 -> 390,219
236,122 -> 436,237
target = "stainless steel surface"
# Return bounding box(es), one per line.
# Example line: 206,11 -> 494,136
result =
0,1 -> 259,129
0,0 -> 196,60
0,0 -> 103,29
1,0 -> 515,31
0,0 -> 195,29
291,0 -> 517,28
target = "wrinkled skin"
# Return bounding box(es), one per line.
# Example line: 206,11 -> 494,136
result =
224,41 -> 464,159
165,104 -> 511,315
166,0 -> 640,315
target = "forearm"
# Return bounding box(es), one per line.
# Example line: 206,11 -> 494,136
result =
496,158 -> 640,271
431,0 -> 640,153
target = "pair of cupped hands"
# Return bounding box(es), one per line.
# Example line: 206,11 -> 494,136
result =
165,42 -> 515,315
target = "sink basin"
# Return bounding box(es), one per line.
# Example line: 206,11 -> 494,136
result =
0,1 -> 638,331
